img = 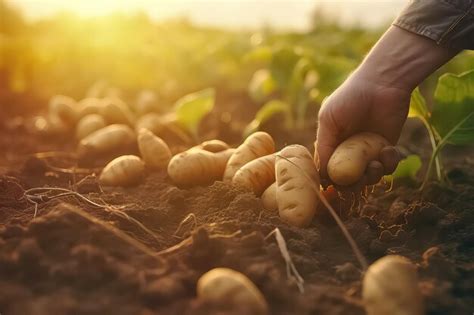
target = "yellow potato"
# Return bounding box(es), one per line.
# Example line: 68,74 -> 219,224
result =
100,97 -> 135,125
77,98 -> 104,118
327,132 -> 390,186
75,114 -> 107,140
224,132 -> 275,181
49,95 -> 78,125
261,182 -> 277,211
99,155 -> 145,186
32,115 -> 69,137
232,154 -> 275,196
363,255 -> 424,315
276,145 -> 319,227
200,139 -> 230,152
197,268 -> 268,315
137,128 -> 172,170
77,124 -> 136,159
134,90 -> 161,116
168,148 -> 235,186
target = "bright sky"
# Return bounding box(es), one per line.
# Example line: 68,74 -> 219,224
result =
6,0 -> 407,30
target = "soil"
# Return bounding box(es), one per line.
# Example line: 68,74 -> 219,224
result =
0,107 -> 473,315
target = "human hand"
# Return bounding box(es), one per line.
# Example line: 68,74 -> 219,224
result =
315,26 -> 458,190
315,70 -> 408,189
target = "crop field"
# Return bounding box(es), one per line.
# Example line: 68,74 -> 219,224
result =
0,1 -> 473,314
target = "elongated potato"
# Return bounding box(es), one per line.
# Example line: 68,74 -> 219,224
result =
75,114 -> 107,140
49,95 -> 78,124
77,124 -> 136,159
134,90 -> 161,116
261,182 -> 277,211
276,145 -> 319,227
197,268 -> 268,315
363,255 -> 424,315
100,97 -> 135,125
77,97 -> 104,118
200,139 -> 230,152
328,132 -> 390,186
137,128 -> 172,170
32,115 -> 69,136
99,155 -> 145,186
232,154 -> 275,196
168,148 -> 235,186
223,132 -> 275,181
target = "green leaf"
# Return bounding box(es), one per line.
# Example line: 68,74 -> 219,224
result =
431,70 -> 474,145
408,87 -> 429,119
243,46 -> 273,64
248,69 -> 278,103
244,100 -> 291,137
270,46 -> 301,87
174,88 -> 215,138
390,154 -> 422,180
286,57 -> 316,127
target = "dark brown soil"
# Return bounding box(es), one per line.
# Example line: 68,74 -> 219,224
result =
0,113 -> 473,315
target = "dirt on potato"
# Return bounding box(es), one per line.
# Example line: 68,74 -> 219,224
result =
0,115 -> 473,315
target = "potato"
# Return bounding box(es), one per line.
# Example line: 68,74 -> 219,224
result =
363,255 -> 424,315
77,97 -> 104,118
261,182 -> 277,211
197,268 -> 268,315
49,95 -> 78,124
75,114 -> 107,140
32,115 -> 69,136
134,90 -> 161,116
327,132 -> 390,186
200,139 -> 230,152
276,145 -> 319,227
223,132 -> 275,181
77,124 -> 136,159
137,128 -> 172,170
100,97 -> 135,125
99,155 -> 145,186
232,154 -> 275,196
168,148 -> 235,186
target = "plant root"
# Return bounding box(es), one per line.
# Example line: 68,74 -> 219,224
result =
265,228 -> 304,293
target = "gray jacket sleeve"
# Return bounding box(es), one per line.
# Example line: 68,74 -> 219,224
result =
393,0 -> 474,50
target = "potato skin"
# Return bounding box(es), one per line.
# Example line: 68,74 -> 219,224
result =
261,182 -> 277,211
232,154 -> 275,196
49,95 -> 78,124
167,148 -> 235,186
197,268 -> 268,315
77,124 -> 136,159
224,132 -> 275,181
276,145 -> 319,227
327,132 -> 389,186
137,128 -> 172,170
200,139 -> 230,152
75,114 -> 107,140
99,155 -> 145,186
363,255 -> 424,315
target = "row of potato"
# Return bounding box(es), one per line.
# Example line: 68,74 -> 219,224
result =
33,93 -> 188,143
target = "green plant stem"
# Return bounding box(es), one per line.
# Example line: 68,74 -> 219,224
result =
420,112 -> 474,191
420,117 -> 442,182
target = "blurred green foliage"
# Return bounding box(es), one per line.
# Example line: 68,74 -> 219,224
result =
1,0 -> 473,119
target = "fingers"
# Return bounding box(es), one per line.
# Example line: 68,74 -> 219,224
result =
366,160 -> 384,185
379,146 -> 402,175
332,149 -> 399,192
315,106 -> 340,185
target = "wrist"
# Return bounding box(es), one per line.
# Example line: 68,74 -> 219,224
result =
354,26 -> 459,92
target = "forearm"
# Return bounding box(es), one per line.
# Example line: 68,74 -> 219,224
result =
354,26 -> 460,92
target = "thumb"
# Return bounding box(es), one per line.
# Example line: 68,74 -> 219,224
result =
315,117 -> 340,185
